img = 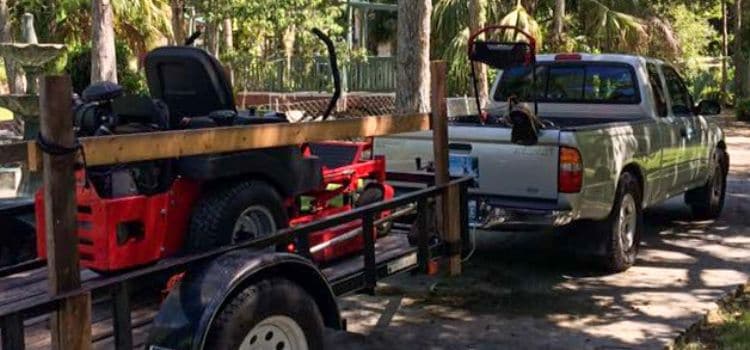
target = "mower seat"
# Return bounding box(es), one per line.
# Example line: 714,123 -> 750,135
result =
144,46 -> 323,194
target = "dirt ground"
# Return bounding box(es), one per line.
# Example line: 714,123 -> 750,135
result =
327,117 -> 750,349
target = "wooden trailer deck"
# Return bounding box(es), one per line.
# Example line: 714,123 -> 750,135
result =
0,233 -> 415,349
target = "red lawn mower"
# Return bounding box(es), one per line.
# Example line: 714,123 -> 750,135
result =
34,29 -> 393,273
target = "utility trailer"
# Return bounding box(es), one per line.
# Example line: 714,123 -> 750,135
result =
0,40 -> 462,348
0,174 -> 471,350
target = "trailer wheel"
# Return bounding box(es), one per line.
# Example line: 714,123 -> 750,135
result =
685,150 -> 728,220
355,185 -> 391,237
187,180 -> 287,252
601,172 -> 643,273
206,278 -> 325,350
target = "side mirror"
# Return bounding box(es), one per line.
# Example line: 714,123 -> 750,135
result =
696,100 -> 721,116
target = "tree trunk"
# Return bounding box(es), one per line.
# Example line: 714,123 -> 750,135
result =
552,0 -> 566,50
91,0 -> 117,84
0,0 -> 25,94
522,0 -> 538,15
734,0 -> 749,100
395,0 -> 431,114
721,0 -> 728,104
468,0 -> 488,109
171,0 -> 185,45
206,21 -> 220,56
223,18 -> 234,85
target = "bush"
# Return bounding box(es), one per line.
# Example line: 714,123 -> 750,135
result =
736,99 -> 750,122
65,41 -> 147,95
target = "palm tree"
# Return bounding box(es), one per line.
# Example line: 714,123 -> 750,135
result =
734,0 -> 749,100
92,0 -> 117,83
468,0 -> 488,107
551,0 -> 565,51
579,0 -> 648,52
432,0 -> 516,94
396,0 -> 431,114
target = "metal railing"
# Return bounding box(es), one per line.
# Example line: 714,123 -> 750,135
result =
0,174 -> 471,350
234,55 -> 396,93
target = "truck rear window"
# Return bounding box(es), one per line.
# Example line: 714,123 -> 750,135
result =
494,63 -> 640,104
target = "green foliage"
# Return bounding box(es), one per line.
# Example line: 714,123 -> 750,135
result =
717,312 -> 750,350
64,41 -> 146,95
736,98 -> 750,121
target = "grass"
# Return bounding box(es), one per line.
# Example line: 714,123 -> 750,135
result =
0,108 -> 12,122
675,283 -> 750,350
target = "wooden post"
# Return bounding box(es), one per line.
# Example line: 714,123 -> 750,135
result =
40,75 -> 91,350
430,61 -> 449,186
430,60 -> 461,276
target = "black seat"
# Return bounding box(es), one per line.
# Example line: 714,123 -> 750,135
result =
144,46 -> 322,192
145,46 -> 235,128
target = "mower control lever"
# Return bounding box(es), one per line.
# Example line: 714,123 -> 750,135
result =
311,28 -> 341,121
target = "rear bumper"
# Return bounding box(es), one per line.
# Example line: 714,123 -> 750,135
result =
470,195 -> 574,231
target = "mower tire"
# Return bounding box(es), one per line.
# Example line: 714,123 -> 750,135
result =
186,180 -> 287,252
355,185 -> 391,237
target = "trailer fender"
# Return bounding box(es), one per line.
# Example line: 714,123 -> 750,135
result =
146,249 -> 342,350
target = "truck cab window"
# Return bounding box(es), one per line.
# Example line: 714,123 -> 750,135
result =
494,65 -> 547,101
646,63 -> 667,117
663,66 -> 693,116
547,66 -> 585,101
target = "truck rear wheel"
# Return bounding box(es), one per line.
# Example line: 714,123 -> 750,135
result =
206,278 -> 325,350
685,150 -> 728,220
601,172 -> 643,273
187,180 -> 287,252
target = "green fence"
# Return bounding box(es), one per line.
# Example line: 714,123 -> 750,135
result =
234,56 -> 396,93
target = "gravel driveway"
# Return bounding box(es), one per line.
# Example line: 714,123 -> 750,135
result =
328,118 -> 750,349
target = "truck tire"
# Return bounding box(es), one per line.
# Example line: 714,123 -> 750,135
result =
355,185 -> 391,237
205,278 -> 325,350
601,172 -> 643,273
685,150 -> 728,220
187,180 -> 287,252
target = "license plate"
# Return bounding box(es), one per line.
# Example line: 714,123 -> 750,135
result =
387,252 -> 417,274
449,154 -> 479,187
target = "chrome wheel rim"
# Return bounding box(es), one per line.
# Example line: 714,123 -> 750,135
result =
239,315 -> 308,350
618,193 -> 637,250
232,205 -> 276,243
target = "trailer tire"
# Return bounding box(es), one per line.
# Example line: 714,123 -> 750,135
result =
685,150 -> 727,220
601,172 -> 643,273
355,185 -> 391,237
205,278 -> 325,350
187,180 -> 287,252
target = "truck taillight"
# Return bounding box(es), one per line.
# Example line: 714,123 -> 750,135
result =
559,147 -> 583,193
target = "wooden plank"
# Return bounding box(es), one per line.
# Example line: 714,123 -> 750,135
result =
2,113 -> 430,169
39,75 -> 90,350
430,61 -> 449,186
110,282 -> 132,350
1,312 -> 25,350
445,183 -> 462,276
52,113 -> 427,167
429,61 -> 461,275
0,142 -> 27,165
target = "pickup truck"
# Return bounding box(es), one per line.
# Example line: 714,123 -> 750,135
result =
375,53 -> 728,272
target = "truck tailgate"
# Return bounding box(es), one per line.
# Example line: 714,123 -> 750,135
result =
375,125 -> 562,200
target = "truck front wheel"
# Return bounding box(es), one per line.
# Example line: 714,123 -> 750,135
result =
685,150 -> 728,220
601,172 -> 643,273
206,278 -> 325,350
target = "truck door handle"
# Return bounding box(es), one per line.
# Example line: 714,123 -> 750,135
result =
449,143 -> 472,152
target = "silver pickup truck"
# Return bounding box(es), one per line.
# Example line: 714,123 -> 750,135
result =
375,54 -> 728,272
